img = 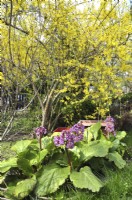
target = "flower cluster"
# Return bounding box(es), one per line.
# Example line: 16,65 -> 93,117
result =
104,116 -> 116,136
70,123 -> 84,142
104,116 -> 114,123
53,123 -> 84,149
35,126 -> 47,137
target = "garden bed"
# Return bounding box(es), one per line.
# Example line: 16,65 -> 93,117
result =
0,121 -> 132,199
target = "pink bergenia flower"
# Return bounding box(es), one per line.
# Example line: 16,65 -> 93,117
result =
35,126 -> 47,137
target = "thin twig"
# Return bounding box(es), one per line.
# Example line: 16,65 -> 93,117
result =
0,197 -> 10,200
3,20 -> 49,51
0,187 -> 7,191
16,93 -> 37,112
1,111 -> 16,140
38,197 -> 53,200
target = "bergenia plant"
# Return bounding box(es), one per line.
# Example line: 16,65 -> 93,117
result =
35,126 -> 47,150
104,116 -> 116,137
53,123 -> 84,170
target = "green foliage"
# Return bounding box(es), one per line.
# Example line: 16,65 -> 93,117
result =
42,136 -> 54,151
87,122 -> 101,140
11,140 -> 32,153
61,99 -> 96,125
116,131 -> 126,141
110,131 -> 127,155
53,162 -> 132,200
0,140 -> 44,198
119,113 -> 132,131
6,176 -> 36,200
0,157 -> 17,173
70,166 -> 103,192
80,140 -> 112,162
17,157 -> 34,176
107,151 -> 126,169
30,149 -> 48,166
0,141 -> 15,161
83,122 -> 102,142
35,164 -> 70,196
0,123 -> 127,199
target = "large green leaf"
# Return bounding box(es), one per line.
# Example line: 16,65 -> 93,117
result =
70,166 -> 103,192
84,129 -> 93,142
11,140 -> 32,154
107,151 -> 126,169
80,140 -> 112,161
5,176 -> 36,199
87,122 -> 101,140
42,136 -> 54,151
17,157 -> 33,176
111,139 -> 120,151
18,148 -> 37,161
29,139 -> 40,148
5,186 -> 17,200
14,176 -> 36,199
69,146 -> 80,159
30,149 -> 48,166
115,131 -> 126,141
55,152 -> 69,167
69,146 -> 81,168
35,164 -> 70,196
98,129 -> 107,141
16,147 -> 47,167
0,158 -> 17,173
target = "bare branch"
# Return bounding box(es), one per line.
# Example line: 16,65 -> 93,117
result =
99,1 -> 120,26
1,111 -> 16,140
3,20 -> 29,34
3,20 -> 49,51
32,82 -> 44,110
8,0 -> 13,63
16,93 -> 37,112
0,197 -> 10,200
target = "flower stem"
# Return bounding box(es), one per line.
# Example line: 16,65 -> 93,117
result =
65,148 -> 72,172
39,136 -> 42,150
87,129 -> 88,143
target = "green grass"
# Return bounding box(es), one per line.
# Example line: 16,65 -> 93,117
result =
124,130 -> 132,147
97,163 -> 132,200
0,141 -> 15,161
0,109 -> 41,136
123,130 -> 132,162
